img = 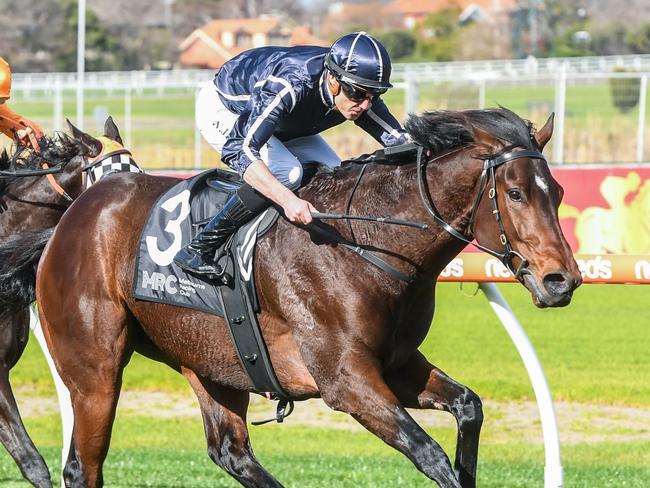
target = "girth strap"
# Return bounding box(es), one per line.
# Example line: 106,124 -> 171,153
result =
217,246 -> 295,424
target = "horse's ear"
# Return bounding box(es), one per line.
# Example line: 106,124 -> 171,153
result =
534,113 -> 554,150
103,116 -> 123,146
66,118 -> 102,157
471,126 -> 506,155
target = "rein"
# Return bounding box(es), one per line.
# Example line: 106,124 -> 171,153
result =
311,142 -> 546,284
0,126 -> 75,203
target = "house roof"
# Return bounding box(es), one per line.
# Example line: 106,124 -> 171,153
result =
321,2 -> 396,37
200,17 -> 284,36
179,17 -> 325,70
289,25 -> 323,46
179,29 -> 233,69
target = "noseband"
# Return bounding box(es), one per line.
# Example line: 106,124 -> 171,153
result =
416,145 -> 547,279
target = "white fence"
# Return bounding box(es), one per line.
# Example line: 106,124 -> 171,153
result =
9,54 -> 650,168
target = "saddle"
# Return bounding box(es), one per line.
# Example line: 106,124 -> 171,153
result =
133,168 -> 292,421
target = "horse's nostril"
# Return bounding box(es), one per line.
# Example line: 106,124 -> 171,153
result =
543,273 -> 571,295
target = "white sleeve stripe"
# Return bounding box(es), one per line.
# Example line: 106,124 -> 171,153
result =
367,109 -> 401,138
267,76 -> 297,109
242,85 -> 294,162
218,76 -> 297,107
216,87 -> 251,101
253,76 -> 297,110
345,32 -> 365,71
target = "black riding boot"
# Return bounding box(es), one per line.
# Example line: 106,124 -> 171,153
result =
174,184 -> 268,275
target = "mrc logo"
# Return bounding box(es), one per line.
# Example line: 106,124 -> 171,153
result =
141,270 -> 178,294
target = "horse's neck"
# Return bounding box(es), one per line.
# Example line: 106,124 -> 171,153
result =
9,166 -> 81,208
345,154 -> 480,280
57,159 -> 85,197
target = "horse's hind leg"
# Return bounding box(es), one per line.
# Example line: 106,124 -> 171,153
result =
182,368 -> 283,488
386,351 -> 483,488
0,307 -> 52,487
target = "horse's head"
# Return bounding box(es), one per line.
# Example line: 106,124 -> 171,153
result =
0,116 -> 130,207
469,112 -> 582,307
65,116 -> 136,190
66,116 -> 123,158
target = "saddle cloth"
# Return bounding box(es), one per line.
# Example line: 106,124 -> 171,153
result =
132,168 -> 278,316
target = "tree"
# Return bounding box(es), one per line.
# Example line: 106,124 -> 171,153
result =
376,30 -> 417,61
56,0 -> 124,71
626,23 -> 650,54
0,0 -> 65,71
414,8 -> 461,62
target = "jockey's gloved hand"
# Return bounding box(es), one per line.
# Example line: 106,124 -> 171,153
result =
283,196 -> 317,225
15,117 -> 43,150
17,116 -> 43,136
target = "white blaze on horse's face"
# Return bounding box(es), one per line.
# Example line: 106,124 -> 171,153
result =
534,174 -> 549,194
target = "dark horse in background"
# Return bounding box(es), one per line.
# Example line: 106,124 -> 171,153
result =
0,118 -> 127,487
4,108 -> 580,488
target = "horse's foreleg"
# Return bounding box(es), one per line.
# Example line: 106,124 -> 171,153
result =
182,368 -> 284,488
385,351 -> 483,488
0,308 -> 52,488
318,353 -> 461,488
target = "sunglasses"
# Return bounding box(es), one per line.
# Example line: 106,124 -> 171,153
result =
340,81 -> 386,102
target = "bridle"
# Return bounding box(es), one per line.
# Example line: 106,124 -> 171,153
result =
0,121 -> 75,202
0,133 -> 134,204
416,144 -> 547,279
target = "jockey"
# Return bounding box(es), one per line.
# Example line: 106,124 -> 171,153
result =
0,57 -> 43,145
175,32 -> 410,275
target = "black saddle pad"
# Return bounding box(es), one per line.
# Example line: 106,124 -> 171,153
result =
132,168 -> 278,316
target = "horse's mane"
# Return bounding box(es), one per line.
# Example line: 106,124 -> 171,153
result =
0,134 -> 82,192
405,107 -> 536,156
301,107 -> 538,201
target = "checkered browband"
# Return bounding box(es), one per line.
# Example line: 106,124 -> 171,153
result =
83,149 -> 144,188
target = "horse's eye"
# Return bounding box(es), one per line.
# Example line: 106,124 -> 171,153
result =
508,189 -> 523,202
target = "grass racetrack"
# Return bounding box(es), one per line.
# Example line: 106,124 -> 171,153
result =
0,282 -> 648,486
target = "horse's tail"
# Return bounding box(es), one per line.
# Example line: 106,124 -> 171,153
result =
0,228 -> 54,309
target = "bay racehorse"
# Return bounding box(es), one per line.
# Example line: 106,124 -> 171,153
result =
13,108 -> 580,487
0,117 -> 130,487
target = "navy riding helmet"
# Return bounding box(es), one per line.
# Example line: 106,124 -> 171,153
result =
325,32 -> 393,95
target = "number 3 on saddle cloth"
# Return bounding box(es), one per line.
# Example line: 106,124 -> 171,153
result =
134,168 -> 278,315
134,169 -> 292,409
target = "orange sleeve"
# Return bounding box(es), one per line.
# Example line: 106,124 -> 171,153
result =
0,104 -> 19,138
0,103 -> 44,140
